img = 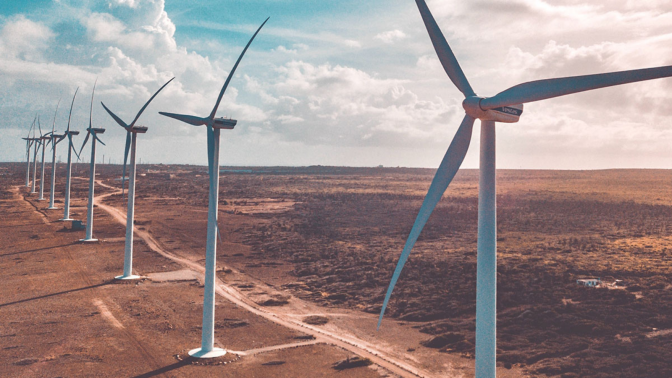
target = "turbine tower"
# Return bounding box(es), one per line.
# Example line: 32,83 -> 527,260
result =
79,80 -> 106,242
30,117 -> 40,194
60,89 -> 81,221
159,18 -> 268,359
101,77 -> 174,280
46,99 -> 63,210
37,117 -> 50,200
377,2 -> 672,377
22,116 -> 37,188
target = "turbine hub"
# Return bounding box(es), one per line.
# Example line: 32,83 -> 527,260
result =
462,96 -> 523,123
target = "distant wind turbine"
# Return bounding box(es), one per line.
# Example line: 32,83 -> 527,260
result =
79,80 -> 106,242
22,116 -> 37,188
377,1 -> 672,377
30,116 -> 40,194
37,116 -> 50,200
60,88 -> 81,221
101,77 -> 174,280
159,17 -> 268,359
46,98 -> 63,210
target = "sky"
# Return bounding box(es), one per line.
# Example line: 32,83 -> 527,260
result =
1,0 -> 671,169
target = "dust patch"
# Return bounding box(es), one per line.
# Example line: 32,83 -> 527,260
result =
93,299 -> 124,329
146,269 -> 200,282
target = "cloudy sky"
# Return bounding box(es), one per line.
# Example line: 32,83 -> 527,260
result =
1,0 -> 671,169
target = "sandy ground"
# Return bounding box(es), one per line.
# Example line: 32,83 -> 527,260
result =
1,164 -> 525,378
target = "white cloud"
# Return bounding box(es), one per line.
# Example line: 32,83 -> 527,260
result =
374,29 -> 406,44
0,16 -> 54,61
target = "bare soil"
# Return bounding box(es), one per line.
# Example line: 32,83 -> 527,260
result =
2,162 -> 671,378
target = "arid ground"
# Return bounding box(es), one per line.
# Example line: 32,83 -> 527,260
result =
1,162 -> 671,378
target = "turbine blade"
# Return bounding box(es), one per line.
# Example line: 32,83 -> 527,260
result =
208,17 -> 269,120
129,77 -> 175,128
51,98 -> 61,134
67,87 -> 79,132
38,116 -> 42,136
101,102 -> 129,130
79,132 -> 90,156
481,65 -> 672,109
378,114 -> 475,329
158,112 -> 208,126
206,125 -> 215,178
70,137 -> 81,160
27,115 -> 36,138
122,131 -> 131,197
415,0 -> 475,97
93,133 -> 106,146
89,78 -> 98,129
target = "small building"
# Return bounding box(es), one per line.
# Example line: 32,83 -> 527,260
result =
577,278 -> 601,287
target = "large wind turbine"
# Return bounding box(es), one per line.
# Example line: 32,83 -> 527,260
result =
22,117 -> 37,188
60,89 -> 81,221
159,18 -> 268,359
101,77 -> 174,280
377,1 -> 672,377
46,99 -> 63,210
79,81 -> 106,242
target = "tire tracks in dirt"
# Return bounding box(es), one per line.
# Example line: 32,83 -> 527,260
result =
15,186 -> 170,378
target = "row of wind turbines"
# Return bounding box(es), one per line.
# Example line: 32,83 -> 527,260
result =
21,18 -> 268,359
17,1 -> 672,374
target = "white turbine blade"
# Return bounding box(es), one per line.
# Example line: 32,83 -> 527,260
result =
27,115 -> 36,138
206,125 -> 215,178
70,137 -> 81,160
93,133 -> 106,146
415,0 -> 475,97
159,112 -> 208,126
51,98 -> 61,133
101,102 -> 129,130
79,132 -> 90,156
122,131 -> 131,197
378,114 -> 475,329
481,65 -> 672,109
129,77 -> 175,128
208,17 -> 269,120
89,78 -> 98,129
67,87 -> 79,133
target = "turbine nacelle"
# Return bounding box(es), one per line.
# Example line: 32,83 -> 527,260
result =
462,96 -> 523,123
213,117 -> 237,130
130,125 -> 148,134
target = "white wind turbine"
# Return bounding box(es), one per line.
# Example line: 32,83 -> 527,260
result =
101,77 -> 174,280
46,99 -> 65,210
22,116 -> 37,188
79,80 -> 106,242
60,88 -> 81,221
30,117 -> 40,194
159,17 -> 268,359
377,1 -> 672,377
37,116 -> 50,200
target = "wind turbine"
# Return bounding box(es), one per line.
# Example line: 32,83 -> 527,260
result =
79,80 -> 106,242
159,17 -> 268,359
22,116 -> 37,188
46,99 -> 63,210
60,88 -> 81,221
30,117 -> 40,194
377,1 -> 672,377
101,77 -> 174,280
37,117 -> 50,200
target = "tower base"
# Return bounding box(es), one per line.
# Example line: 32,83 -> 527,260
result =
188,347 -> 227,359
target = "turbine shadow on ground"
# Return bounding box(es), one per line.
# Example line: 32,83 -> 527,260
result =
0,242 -> 77,257
0,281 -> 111,308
